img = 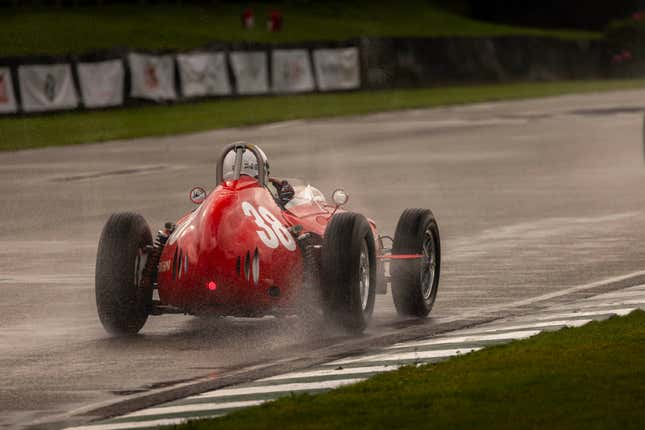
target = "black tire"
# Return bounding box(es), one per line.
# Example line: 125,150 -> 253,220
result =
391,208 -> 441,317
95,212 -> 152,336
321,212 -> 376,333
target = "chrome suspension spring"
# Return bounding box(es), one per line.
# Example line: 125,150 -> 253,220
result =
142,222 -> 173,289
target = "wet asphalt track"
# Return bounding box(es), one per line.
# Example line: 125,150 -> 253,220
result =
2,89 -> 645,429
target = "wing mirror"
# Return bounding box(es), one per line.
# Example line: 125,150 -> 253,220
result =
189,187 -> 207,204
331,189 -> 349,207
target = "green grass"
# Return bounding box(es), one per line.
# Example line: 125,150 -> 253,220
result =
3,79 -> 645,152
0,1 -> 599,57
174,310 -> 645,430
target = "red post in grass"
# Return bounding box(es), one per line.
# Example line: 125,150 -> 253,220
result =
242,8 -> 255,29
267,10 -> 283,32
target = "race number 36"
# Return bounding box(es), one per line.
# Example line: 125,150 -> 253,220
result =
242,202 -> 296,251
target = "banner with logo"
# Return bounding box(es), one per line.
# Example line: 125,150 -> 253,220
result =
0,67 -> 18,114
128,53 -> 176,101
271,49 -> 315,93
177,52 -> 231,98
77,59 -> 124,108
230,51 -> 268,95
313,47 -> 360,91
18,64 -> 79,113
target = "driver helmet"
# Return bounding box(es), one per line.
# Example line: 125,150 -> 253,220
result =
222,146 -> 270,183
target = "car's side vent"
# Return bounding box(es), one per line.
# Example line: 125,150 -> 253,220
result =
177,249 -> 183,280
172,247 -> 178,280
252,247 -> 260,286
244,250 -> 251,281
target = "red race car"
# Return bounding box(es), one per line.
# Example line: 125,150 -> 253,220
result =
95,143 -> 441,335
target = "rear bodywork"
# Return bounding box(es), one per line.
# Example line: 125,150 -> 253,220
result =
156,174 -> 382,317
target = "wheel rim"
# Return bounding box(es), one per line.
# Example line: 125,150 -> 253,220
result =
420,228 -> 436,301
359,239 -> 370,312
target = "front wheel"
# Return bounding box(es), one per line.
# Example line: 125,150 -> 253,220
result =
391,208 -> 441,317
321,212 -> 376,334
95,212 -> 152,336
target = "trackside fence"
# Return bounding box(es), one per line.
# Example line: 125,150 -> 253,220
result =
0,36 -> 610,116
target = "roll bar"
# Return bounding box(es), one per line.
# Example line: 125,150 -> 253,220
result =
215,142 -> 267,187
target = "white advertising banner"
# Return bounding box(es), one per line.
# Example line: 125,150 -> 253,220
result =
0,67 -> 18,114
18,64 -> 79,113
177,52 -> 231,98
271,49 -> 315,93
313,47 -> 360,91
77,59 -> 124,108
128,53 -> 176,101
230,51 -> 268,95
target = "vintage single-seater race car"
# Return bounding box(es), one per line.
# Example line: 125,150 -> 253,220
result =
95,142 -> 441,335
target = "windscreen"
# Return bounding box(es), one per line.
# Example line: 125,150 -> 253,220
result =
285,184 -> 327,209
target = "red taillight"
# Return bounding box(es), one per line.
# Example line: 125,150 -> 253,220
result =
207,281 -> 217,291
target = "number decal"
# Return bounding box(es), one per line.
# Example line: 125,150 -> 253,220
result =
242,202 -> 296,251
258,206 -> 297,251
242,202 -> 279,248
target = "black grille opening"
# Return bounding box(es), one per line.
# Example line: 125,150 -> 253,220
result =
244,250 -> 251,281
268,286 -> 280,297
172,247 -> 178,280
177,249 -> 183,279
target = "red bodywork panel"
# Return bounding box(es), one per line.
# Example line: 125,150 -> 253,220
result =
156,176 -> 380,317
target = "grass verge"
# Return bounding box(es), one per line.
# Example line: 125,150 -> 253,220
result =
2,79 -> 645,152
0,1 -> 598,57
174,310 -> 645,430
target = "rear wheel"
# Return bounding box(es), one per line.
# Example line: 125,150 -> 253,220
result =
95,212 -> 152,336
391,208 -> 441,317
321,212 -> 376,333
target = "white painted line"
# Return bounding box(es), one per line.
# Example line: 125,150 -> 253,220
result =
193,378 -> 364,400
258,365 -> 397,382
521,308 -> 635,321
456,319 -> 592,335
579,296 -> 645,306
123,399 -> 264,418
588,290 -> 645,300
458,271 -> 645,317
330,348 -> 482,365
550,299 -> 645,311
64,417 -> 201,430
387,330 -> 541,350
620,284 -> 645,289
